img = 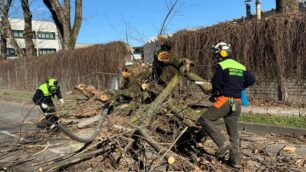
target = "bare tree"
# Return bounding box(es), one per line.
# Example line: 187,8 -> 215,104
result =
21,0 -> 35,56
0,0 -> 25,58
43,0 -> 82,50
0,0 -> 8,60
0,20 -> 7,60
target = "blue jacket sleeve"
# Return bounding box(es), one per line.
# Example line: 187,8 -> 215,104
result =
243,70 -> 256,88
211,64 -> 223,93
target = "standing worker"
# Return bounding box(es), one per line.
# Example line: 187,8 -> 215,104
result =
32,78 -> 64,130
196,42 -> 255,168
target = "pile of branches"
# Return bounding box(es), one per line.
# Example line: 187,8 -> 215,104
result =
1,49 -> 305,171
31,82 -> 306,171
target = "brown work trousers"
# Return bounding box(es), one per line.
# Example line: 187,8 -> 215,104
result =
196,99 -> 241,163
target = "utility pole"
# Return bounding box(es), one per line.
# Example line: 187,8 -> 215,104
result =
256,0 -> 261,20
245,0 -> 252,19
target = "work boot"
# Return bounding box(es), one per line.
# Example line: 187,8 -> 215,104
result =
215,141 -> 232,159
228,162 -> 242,169
45,115 -> 59,131
227,152 -> 241,169
227,159 -> 242,169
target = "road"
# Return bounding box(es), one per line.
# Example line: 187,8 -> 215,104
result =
0,101 -> 41,142
0,101 -> 86,171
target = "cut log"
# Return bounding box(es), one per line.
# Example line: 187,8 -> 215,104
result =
74,110 -> 97,118
184,72 -> 212,94
77,114 -> 104,129
77,103 -> 116,129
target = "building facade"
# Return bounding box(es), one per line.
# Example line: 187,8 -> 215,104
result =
1,18 -> 61,59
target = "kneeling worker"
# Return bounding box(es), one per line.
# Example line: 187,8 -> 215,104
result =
32,78 -> 64,129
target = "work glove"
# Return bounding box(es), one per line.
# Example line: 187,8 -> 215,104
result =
41,103 -> 48,109
59,99 -> 64,104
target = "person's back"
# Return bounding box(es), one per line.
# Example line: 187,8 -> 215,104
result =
212,57 -> 255,98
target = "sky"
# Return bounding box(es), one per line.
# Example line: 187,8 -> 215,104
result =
16,0 -> 276,47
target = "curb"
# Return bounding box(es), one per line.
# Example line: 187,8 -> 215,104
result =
214,120 -> 306,136
238,121 -> 306,136
242,106 -> 306,117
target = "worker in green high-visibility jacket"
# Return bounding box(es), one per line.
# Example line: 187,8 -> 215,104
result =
196,42 -> 255,169
32,78 -> 64,129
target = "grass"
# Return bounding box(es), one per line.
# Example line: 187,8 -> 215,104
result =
0,89 -> 78,102
0,89 -> 33,103
240,113 -> 306,129
166,101 -> 306,129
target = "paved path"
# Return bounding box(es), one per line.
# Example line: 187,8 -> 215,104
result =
0,102 -> 86,171
0,102 -> 41,143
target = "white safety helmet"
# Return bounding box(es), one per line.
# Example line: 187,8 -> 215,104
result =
211,42 -> 231,58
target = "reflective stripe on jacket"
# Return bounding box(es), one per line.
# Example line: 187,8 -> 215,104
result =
38,83 -> 51,96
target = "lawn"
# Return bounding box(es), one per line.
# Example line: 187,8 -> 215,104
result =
240,113 -> 306,129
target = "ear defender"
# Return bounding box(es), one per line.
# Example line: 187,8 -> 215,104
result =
220,49 -> 228,58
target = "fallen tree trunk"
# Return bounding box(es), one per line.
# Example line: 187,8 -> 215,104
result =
131,53 -> 211,126
131,73 -> 182,126
77,113 -> 106,129
185,72 -> 212,94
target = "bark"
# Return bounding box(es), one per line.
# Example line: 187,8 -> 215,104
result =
0,0 -> 24,57
277,76 -> 288,102
77,114 -> 104,129
134,127 -> 176,164
131,52 -> 211,126
184,72 -> 212,94
21,0 -> 35,57
43,0 -> 83,50
74,109 -> 97,118
43,0 -> 64,37
0,19 -> 7,60
70,0 -> 82,48
131,73 -> 182,126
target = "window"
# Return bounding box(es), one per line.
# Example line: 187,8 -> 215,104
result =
32,31 -> 36,39
37,32 -> 55,40
12,30 -> 24,38
38,48 -> 56,55
6,48 -> 16,56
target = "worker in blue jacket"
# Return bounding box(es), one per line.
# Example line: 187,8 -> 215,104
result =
196,42 -> 255,168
